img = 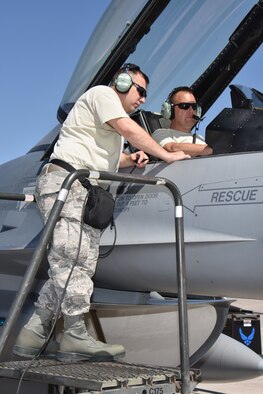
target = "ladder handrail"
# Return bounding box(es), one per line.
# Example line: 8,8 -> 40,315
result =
0,169 -> 190,394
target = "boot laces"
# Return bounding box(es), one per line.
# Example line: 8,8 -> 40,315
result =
87,332 -> 104,345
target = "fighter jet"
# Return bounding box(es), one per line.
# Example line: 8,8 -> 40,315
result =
0,0 -> 263,392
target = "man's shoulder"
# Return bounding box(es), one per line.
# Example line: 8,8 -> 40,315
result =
85,85 -> 121,108
88,85 -> 115,96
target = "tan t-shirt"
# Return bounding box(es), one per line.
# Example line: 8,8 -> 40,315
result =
152,128 -> 206,147
51,86 -> 129,172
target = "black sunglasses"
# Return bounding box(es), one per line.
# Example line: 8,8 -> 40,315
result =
174,102 -> 199,110
133,82 -> 147,98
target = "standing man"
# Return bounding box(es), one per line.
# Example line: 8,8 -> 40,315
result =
14,64 -> 189,363
153,86 -> 213,157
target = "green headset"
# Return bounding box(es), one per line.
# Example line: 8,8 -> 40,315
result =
161,101 -> 174,120
114,63 -> 140,93
161,87 -> 182,120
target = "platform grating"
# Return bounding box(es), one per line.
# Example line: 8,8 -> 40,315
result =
0,359 -> 200,391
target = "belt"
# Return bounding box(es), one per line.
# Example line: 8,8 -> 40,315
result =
49,159 -> 75,172
49,159 -> 92,190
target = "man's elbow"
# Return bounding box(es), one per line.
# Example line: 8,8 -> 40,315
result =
203,145 -> 213,156
206,146 -> 213,155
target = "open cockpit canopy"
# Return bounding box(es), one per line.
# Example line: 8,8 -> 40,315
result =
57,0 -> 263,123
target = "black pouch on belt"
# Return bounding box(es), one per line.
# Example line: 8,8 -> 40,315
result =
84,184 -> 115,230
49,159 -> 115,230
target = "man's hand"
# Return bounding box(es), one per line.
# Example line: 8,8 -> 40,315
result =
119,151 -> 149,168
164,151 -> 191,163
130,151 -> 149,168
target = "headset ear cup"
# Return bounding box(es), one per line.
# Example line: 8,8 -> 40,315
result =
115,73 -> 133,93
161,101 -> 174,120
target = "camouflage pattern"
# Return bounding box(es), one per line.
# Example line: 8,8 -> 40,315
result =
34,164 -> 100,316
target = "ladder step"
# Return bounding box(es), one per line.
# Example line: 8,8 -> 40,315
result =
0,359 -> 201,392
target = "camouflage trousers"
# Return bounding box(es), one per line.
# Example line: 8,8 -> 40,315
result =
34,163 -> 100,316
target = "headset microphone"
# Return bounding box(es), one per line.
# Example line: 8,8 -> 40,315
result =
193,114 -> 205,121
193,104 -> 204,121
192,111 -> 205,144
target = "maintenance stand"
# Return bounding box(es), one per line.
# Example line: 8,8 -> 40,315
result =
0,172 -> 198,393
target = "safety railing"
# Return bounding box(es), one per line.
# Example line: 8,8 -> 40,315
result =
0,169 -> 190,394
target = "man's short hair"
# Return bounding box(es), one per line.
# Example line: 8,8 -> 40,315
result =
112,63 -> 149,85
167,86 -> 197,103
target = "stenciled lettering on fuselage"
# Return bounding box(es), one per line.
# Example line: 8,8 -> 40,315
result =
182,180 -> 263,213
210,188 -> 258,204
114,192 -> 159,214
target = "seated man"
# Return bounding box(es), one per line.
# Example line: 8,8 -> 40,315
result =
153,86 -> 213,157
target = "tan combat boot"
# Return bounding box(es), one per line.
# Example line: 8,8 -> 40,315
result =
13,308 -> 54,358
57,314 -> 125,362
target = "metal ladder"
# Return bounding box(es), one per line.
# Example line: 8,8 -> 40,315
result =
0,169 -> 193,394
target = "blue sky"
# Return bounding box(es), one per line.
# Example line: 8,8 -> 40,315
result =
1,1 -> 262,165
1,1 -> 111,165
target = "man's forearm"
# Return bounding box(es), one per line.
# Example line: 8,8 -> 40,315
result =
164,142 -> 212,157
